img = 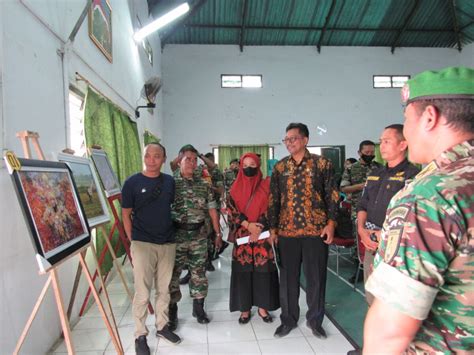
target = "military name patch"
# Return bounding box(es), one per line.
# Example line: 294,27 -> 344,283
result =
367,176 -> 380,181
384,206 -> 410,263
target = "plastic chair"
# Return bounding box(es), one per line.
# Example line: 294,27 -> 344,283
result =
330,237 -> 356,275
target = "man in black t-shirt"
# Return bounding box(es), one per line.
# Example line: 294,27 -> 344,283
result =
357,124 -> 419,305
122,143 -> 181,355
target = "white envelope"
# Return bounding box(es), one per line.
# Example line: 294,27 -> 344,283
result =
236,230 -> 270,245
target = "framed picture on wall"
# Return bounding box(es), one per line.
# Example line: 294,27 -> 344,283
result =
4,157 -> 90,272
57,153 -> 110,228
89,0 -> 113,62
89,148 -> 121,197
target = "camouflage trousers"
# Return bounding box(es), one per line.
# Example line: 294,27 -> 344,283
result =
169,226 -> 209,303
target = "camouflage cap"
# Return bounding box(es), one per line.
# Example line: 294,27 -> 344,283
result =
401,66 -> 474,105
179,144 -> 198,154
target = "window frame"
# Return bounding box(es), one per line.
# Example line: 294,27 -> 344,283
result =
221,74 -> 263,89
373,75 -> 410,89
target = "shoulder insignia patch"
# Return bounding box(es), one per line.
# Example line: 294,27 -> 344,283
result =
384,206 -> 410,263
367,176 -> 380,181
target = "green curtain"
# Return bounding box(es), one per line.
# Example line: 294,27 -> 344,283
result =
84,88 -> 142,273
143,130 -> 160,145
218,145 -> 269,176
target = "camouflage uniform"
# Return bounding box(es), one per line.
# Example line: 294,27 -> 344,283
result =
340,160 -> 380,220
208,167 -> 224,255
169,169 -> 217,303
223,168 -> 238,194
366,140 -> 474,353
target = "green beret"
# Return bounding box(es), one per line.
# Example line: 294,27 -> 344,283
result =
401,66 -> 474,104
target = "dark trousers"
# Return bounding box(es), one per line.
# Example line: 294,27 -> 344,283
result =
278,236 -> 328,328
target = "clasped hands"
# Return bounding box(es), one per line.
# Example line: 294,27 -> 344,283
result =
246,222 -> 264,243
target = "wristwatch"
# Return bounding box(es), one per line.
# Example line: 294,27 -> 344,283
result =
216,231 -> 223,238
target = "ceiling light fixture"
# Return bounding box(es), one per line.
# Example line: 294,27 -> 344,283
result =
133,2 -> 190,42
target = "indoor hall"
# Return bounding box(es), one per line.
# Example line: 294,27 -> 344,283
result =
1,0 -> 473,354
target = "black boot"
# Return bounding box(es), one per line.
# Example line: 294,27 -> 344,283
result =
168,303 -> 178,331
179,271 -> 191,285
192,298 -> 210,324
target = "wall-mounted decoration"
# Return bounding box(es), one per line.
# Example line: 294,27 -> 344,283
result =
5,158 -> 90,272
89,0 -> 113,62
57,153 -> 110,228
89,148 -> 121,197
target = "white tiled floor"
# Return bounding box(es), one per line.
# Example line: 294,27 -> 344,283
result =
50,248 -> 355,354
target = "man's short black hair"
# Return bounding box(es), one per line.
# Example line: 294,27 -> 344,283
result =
204,152 -> 214,159
385,124 -> 405,141
359,140 -> 375,152
346,158 -> 357,164
286,122 -> 309,138
230,158 -> 239,164
145,142 -> 166,157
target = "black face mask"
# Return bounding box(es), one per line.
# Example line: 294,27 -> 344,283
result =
361,154 -> 375,164
243,167 -> 258,177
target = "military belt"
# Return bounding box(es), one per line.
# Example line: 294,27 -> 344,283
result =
173,221 -> 205,231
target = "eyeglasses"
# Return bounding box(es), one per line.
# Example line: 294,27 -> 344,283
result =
282,136 -> 302,144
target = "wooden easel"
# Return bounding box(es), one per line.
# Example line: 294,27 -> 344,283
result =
13,131 -> 123,354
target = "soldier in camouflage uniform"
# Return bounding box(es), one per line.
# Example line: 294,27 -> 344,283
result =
223,158 -> 239,194
168,145 -> 223,329
203,153 -> 225,270
363,67 -> 474,353
340,140 -> 380,283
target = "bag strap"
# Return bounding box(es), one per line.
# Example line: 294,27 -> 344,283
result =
243,180 -> 261,215
133,175 -> 163,214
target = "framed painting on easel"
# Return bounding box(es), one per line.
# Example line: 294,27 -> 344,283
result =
57,153 -> 110,228
89,148 -> 121,197
4,158 -> 90,272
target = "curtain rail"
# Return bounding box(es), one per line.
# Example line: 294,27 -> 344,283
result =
75,72 -> 135,120
210,143 -> 281,147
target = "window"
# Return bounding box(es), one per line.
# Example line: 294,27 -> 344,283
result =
373,75 -> 410,88
221,75 -> 262,88
68,88 -> 86,157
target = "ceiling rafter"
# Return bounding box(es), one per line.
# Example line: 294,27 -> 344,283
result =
390,0 -> 421,54
160,0 -> 208,47
185,23 -> 456,34
239,0 -> 248,52
317,0 -> 337,53
449,0 -> 463,52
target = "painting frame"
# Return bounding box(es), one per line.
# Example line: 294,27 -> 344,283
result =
89,148 -> 121,197
57,153 -> 110,228
5,158 -> 91,272
88,0 -> 113,62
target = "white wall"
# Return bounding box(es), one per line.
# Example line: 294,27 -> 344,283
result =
460,42 -> 474,67
162,45 -> 467,163
0,0 -> 162,353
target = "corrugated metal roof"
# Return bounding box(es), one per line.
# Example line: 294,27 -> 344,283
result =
150,0 -> 474,52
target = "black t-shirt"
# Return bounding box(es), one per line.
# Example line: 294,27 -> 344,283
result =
121,173 -> 175,244
357,159 -> 420,228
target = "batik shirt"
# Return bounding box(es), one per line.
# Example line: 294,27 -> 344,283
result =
341,160 -> 380,219
172,169 -> 217,224
366,140 -> 474,354
268,150 -> 339,237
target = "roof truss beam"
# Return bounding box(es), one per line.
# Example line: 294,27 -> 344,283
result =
449,0 -> 463,52
239,0 -> 248,52
391,0 -> 421,54
186,23 -> 457,34
317,0 -> 336,53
